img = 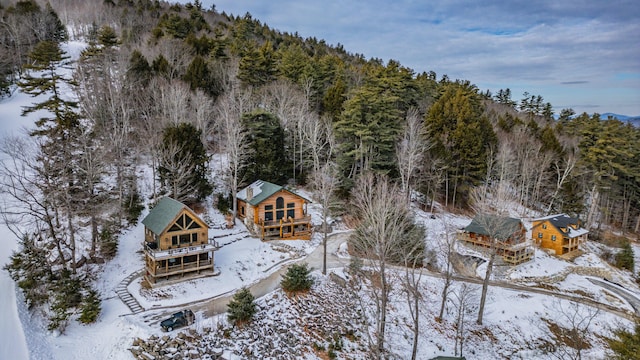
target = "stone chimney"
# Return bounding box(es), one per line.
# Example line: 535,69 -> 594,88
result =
247,187 -> 253,201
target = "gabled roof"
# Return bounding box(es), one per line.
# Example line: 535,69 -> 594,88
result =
237,180 -> 310,206
464,214 -> 523,241
142,197 -> 188,235
533,213 -> 587,238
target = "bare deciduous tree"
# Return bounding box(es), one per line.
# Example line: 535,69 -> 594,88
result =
302,113 -> 334,176
399,224 -> 427,360
396,107 -> 429,201
349,173 -> 421,358
309,161 -> 340,275
0,136 -> 67,268
451,283 -> 478,358
545,300 -> 600,360
214,84 -> 254,223
437,221 -> 457,321
158,141 -> 197,203
261,79 -> 308,183
469,151 -> 521,325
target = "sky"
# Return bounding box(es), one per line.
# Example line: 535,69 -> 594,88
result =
195,0 -> 640,116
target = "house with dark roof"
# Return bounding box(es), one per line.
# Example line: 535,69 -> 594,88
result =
532,214 -> 588,256
142,197 -> 217,284
236,180 -> 312,240
457,214 -> 533,265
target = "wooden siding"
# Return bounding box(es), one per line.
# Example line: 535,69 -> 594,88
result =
237,189 -> 312,240
143,207 -> 214,284
255,190 -> 306,223
457,230 -> 533,265
532,219 -> 585,255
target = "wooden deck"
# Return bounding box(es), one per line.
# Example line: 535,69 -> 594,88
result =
457,231 -> 533,265
258,216 -> 313,240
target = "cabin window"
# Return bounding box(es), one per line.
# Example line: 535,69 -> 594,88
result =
192,233 -> 198,243
538,232 -> 543,238
241,206 -> 245,215
287,202 -> 295,208
287,209 -> 295,219
276,197 -> 284,209
265,205 -> 273,211
542,224 -> 547,229
172,236 -> 178,246
180,234 -> 190,244
265,211 -> 273,221
276,210 -> 285,220
551,235 -> 556,241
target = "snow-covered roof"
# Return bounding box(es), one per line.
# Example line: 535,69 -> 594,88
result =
533,213 -> 588,238
567,227 -> 589,238
237,180 -> 310,206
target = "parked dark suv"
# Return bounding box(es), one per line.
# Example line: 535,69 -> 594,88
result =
160,309 -> 194,332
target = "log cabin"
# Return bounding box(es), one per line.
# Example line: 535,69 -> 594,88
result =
142,197 -> 217,284
532,214 -> 588,256
457,214 -> 533,265
236,180 -> 312,240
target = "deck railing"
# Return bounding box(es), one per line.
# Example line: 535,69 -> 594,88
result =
148,259 -> 214,277
144,241 -> 219,260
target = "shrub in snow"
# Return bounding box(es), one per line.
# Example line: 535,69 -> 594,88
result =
615,241 -> 635,272
606,320 -> 640,359
227,287 -> 257,326
281,263 -> 313,294
79,289 -> 101,324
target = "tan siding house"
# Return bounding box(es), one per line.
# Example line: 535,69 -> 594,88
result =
142,197 -> 217,284
532,214 -> 588,256
236,180 -> 312,240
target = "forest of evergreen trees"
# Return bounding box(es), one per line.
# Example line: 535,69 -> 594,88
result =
1,0 -> 639,333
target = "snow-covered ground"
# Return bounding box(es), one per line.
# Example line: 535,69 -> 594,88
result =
0,41 -> 88,360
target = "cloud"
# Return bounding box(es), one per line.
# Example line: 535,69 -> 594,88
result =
202,0 -> 640,115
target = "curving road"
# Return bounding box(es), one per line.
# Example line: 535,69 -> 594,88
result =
140,230 -> 640,324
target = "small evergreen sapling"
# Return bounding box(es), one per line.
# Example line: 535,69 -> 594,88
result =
615,241 -> 635,272
227,287 -> 257,326
281,263 -> 313,294
79,289 -> 102,324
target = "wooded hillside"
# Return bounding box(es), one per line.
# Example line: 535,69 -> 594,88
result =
1,0 -> 639,333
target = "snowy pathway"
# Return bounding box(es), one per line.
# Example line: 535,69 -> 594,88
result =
0,223 -> 30,360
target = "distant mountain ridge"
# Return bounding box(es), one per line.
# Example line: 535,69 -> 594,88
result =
601,113 -> 640,127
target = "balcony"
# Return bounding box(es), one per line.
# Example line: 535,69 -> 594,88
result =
144,241 -> 219,261
502,249 -> 534,265
257,215 -> 313,240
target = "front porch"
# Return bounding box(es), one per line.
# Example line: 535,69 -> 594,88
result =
143,242 -> 219,284
257,215 -> 313,240
457,231 -> 533,265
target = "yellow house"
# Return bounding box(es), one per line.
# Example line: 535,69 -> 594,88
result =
532,214 -> 588,256
236,180 -> 312,240
142,197 -> 217,284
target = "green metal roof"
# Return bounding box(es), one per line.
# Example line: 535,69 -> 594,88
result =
248,181 -> 283,206
237,180 -> 311,206
142,197 -> 186,235
464,214 -> 522,241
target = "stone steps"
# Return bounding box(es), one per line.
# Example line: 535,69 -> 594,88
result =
116,270 -> 145,314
